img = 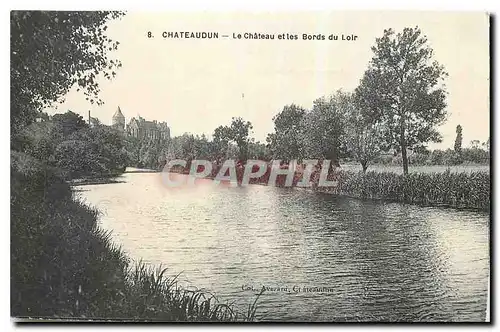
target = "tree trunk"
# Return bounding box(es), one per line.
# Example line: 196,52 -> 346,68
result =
361,161 -> 368,173
401,146 -> 408,175
400,115 -> 409,176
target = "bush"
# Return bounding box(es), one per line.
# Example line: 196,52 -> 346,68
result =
373,154 -> 393,165
461,148 -> 489,164
21,120 -> 128,180
408,152 -> 429,165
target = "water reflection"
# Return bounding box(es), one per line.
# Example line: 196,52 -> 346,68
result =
76,173 -> 489,322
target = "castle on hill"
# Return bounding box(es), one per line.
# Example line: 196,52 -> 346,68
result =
110,106 -> 170,140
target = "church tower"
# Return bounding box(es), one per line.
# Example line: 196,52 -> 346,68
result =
112,106 -> 125,131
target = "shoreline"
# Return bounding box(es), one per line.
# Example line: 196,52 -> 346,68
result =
166,167 -> 490,212
73,165 -> 490,212
299,187 -> 490,213
68,167 -> 160,186
68,177 -> 125,186
124,167 -> 160,173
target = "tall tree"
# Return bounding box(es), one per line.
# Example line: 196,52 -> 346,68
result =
342,92 -> 387,173
11,11 -> 124,145
52,111 -> 88,138
356,27 -> 448,175
248,141 -> 271,160
454,124 -> 463,153
301,93 -> 347,166
212,125 -> 233,161
211,118 -> 253,162
229,117 -> 253,162
266,104 -> 306,162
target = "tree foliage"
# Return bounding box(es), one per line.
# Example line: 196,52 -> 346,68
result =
267,95 -> 354,167
341,92 -> 386,172
301,93 -> 347,165
266,104 -> 306,162
11,11 -> 124,138
470,140 -> 481,149
211,118 -> 253,161
247,141 -> 271,160
57,125 -> 128,178
483,137 -> 490,152
123,134 -> 171,170
355,27 -> 448,175
21,111 -> 128,178
52,110 -> 88,137
212,125 -> 233,161
229,117 -> 253,161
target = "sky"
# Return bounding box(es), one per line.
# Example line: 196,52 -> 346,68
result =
49,11 -> 490,149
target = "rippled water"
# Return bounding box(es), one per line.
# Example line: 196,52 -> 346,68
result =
76,172 -> 489,322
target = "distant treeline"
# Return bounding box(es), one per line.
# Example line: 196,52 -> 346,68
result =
127,114 -> 490,172
371,146 -> 490,166
25,109 -> 489,180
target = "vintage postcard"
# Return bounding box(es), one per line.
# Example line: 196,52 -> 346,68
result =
10,10 -> 490,322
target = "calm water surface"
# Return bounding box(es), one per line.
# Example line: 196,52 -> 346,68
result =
76,172 -> 489,322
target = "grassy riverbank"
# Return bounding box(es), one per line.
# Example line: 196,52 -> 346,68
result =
11,151 -> 258,321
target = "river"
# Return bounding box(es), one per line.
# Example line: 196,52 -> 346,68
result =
75,172 -> 489,322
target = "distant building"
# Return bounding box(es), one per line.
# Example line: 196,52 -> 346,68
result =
127,116 -> 170,140
111,107 -> 126,131
109,106 -> 170,140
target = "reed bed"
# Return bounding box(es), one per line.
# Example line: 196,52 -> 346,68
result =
124,263 -> 262,321
324,169 -> 490,211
